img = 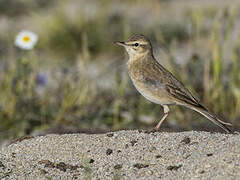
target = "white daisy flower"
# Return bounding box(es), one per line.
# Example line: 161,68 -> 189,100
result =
14,30 -> 38,50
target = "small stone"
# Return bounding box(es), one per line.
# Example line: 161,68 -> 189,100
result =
167,165 -> 182,171
56,162 -> 67,172
89,159 -> 94,164
114,164 -> 122,170
106,148 -> 113,155
38,160 -> 78,171
155,155 -> 162,159
107,133 -> 114,137
133,163 -> 149,169
183,154 -> 191,159
146,170 -> 153,175
11,153 -> 16,158
181,136 -> 191,144
130,140 -> 137,146
199,170 -> 205,174
0,161 -> 5,168
138,129 -> 144,133
150,146 -> 157,152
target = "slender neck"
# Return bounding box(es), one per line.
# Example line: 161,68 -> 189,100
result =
128,50 -> 153,63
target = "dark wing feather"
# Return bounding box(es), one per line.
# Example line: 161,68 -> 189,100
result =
165,83 -> 200,107
154,60 -> 201,107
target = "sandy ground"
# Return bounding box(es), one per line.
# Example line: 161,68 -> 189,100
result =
0,130 -> 239,180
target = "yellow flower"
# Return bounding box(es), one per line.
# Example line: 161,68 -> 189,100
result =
15,30 -> 38,50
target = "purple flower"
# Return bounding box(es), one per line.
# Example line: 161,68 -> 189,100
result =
36,73 -> 47,86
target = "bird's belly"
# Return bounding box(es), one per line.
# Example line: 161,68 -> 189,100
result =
131,79 -> 173,105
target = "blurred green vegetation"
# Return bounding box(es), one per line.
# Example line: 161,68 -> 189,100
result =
0,0 -> 239,142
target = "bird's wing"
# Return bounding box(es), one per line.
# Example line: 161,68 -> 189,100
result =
154,61 -> 201,107
165,82 -> 200,106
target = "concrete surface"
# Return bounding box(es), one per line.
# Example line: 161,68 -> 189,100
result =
0,130 -> 239,179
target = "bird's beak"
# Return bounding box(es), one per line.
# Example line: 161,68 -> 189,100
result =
114,41 -> 126,47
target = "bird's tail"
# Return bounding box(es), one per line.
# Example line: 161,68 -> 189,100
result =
188,105 -> 232,133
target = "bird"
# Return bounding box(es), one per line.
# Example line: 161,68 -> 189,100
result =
115,34 -> 232,133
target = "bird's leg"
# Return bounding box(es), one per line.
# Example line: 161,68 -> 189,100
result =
154,105 -> 170,131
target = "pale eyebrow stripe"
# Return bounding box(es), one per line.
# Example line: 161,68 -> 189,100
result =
126,42 -> 148,46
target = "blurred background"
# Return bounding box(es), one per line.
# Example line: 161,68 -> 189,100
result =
0,0 -> 239,143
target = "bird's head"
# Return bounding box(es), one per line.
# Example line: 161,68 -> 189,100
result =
115,34 -> 153,60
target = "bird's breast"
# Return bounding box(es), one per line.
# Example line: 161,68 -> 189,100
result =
127,60 -> 174,105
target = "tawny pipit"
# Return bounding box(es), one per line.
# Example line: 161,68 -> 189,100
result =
115,34 -> 232,133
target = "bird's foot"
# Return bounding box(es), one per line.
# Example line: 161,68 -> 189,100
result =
144,128 -> 159,134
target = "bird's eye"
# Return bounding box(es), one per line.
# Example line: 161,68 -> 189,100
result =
134,43 -> 139,47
